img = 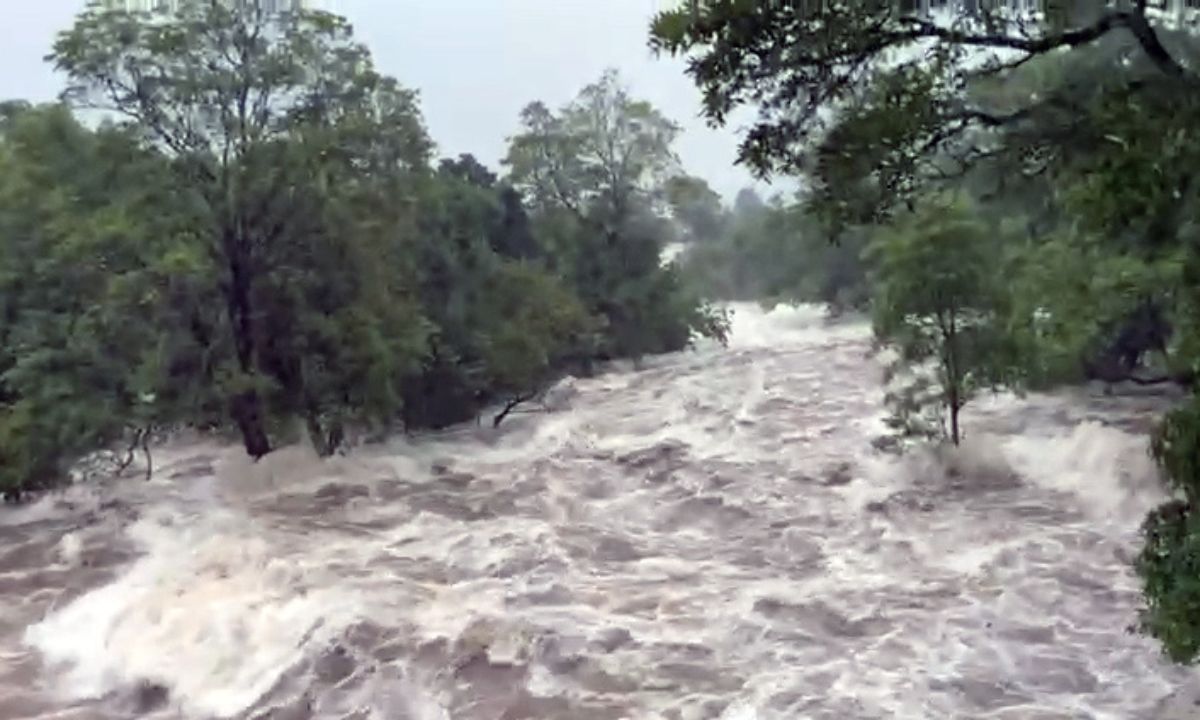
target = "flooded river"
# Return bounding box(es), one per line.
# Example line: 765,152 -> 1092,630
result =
0,304 -> 1191,719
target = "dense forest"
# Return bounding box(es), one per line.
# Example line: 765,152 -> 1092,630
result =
653,1 -> 1200,665
0,3 -> 728,495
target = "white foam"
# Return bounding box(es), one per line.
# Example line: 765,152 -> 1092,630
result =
56,533 -> 83,567
9,301 -> 1188,719
26,509 -> 364,718
1002,421 -> 1165,522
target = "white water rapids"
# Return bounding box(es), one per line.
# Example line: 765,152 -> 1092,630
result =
0,303 -> 1194,719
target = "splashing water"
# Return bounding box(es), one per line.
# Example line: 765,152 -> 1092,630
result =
0,303 -> 1192,720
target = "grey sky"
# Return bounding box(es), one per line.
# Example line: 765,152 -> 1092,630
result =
0,1 -> 790,201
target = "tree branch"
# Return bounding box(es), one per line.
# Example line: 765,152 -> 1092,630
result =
903,11 -> 1127,53
493,391 -> 537,428
1125,3 -> 1191,80
905,9 -> 1193,82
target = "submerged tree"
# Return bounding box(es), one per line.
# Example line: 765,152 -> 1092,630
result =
868,194 -> 1019,445
0,104 -> 205,494
52,1 -> 433,456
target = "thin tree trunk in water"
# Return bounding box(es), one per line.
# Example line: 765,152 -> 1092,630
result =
225,236 -> 271,459
141,429 -> 153,481
305,411 -> 328,457
232,391 -> 272,458
943,309 -> 961,446
304,405 -> 345,458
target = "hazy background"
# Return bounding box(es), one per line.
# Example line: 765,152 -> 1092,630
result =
0,0 -> 790,201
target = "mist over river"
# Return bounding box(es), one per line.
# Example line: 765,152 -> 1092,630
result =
0,304 -> 1192,719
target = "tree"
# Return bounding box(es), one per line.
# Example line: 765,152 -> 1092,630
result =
504,69 -> 728,358
665,175 -> 726,244
0,104 -> 205,494
439,153 -> 498,188
476,263 -> 593,426
868,194 -> 1019,445
1138,397 -> 1200,664
397,161 -> 570,430
676,189 -> 870,311
650,2 -> 1199,229
51,2 -> 433,457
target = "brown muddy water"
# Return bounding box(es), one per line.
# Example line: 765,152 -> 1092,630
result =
0,304 -> 1192,720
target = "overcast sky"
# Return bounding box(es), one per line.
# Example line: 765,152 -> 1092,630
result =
0,0 -> 791,201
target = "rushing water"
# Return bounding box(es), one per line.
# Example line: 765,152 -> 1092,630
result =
0,304 -> 1194,719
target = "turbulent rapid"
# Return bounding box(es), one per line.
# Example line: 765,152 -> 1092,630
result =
0,304 -> 1192,719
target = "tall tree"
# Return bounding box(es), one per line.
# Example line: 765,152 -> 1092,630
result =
504,69 -> 726,358
868,193 -> 1020,445
51,2 -> 433,456
506,69 -> 680,224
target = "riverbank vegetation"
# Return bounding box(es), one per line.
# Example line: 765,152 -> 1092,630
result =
653,2 -> 1200,663
0,2 -> 728,496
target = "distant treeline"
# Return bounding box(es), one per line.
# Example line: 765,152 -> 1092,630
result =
671,184 -> 870,314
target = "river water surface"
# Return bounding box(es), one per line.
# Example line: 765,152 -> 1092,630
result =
0,304 -> 1192,719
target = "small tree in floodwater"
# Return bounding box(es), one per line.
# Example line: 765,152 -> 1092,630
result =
867,194 -> 1020,446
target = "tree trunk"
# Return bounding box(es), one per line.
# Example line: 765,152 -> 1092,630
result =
942,310 -> 961,446
141,429 -> 153,481
305,410 -> 329,457
224,235 -> 271,459
232,390 -> 271,458
304,405 -> 345,458
950,401 -> 961,447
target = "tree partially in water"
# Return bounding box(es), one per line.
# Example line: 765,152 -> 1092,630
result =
505,69 -> 729,357
868,194 -> 1019,445
0,105 -> 201,494
51,2 -> 434,458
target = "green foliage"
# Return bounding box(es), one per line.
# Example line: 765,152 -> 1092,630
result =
0,11 -> 733,493
51,1 -> 435,457
1135,498 -> 1200,665
1138,399 -> 1200,664
477,263 -> 593,401
650,2 -> 1198,226
504,69 -> 724,358
868,194 -> 1020,445
0,104 -> 203,495
1007,228 -> 1184,388
665,175 -> 726,245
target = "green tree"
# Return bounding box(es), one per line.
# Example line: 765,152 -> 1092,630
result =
505,69 -> 727,358
665,175 -> 726,245
477,262 -> 593,426
51,1 -> 433,456
0,104 -> 206,494
868,194 -> 1019,445
1138,399 -> 1200,663
677,189 -> 870,311
399,158 -> 580,430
